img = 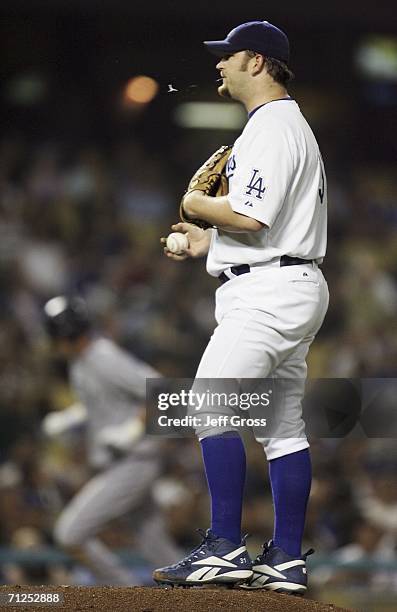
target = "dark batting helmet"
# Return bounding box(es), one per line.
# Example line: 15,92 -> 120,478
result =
43,295 -> 91,340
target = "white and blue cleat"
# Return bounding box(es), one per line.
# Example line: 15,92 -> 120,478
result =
153,529 -> 253,587
240,539 -> 314,595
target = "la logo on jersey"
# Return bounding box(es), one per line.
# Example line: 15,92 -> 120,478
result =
245,169 -> 266,200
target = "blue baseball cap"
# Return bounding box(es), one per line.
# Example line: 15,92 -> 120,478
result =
204,21 -> 290,64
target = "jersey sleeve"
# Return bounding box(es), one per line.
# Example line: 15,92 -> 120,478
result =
228,119 -> 295,228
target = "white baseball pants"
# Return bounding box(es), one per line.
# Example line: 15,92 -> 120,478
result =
194,261 -> 329,459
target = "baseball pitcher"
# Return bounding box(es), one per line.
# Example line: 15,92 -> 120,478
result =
154,20 -> 328,594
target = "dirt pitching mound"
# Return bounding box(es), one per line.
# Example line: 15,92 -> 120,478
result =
0,585 -> 355,612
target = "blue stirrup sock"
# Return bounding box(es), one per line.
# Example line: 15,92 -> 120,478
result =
200,432 -> 246,546
269,448 -> 312,557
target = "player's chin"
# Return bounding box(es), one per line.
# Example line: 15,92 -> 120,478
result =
217,84 -> 231,98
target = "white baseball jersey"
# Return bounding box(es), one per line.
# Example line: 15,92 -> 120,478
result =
206,98 -> 327,277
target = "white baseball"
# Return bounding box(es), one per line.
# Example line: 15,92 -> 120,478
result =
166,232 -> 189,254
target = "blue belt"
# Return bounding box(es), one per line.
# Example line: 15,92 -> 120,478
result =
218,256 -> 314,284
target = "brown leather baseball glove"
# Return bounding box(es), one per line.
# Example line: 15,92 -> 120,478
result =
179,145 -> 232,229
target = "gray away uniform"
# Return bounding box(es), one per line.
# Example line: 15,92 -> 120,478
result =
53,337 -> 181,585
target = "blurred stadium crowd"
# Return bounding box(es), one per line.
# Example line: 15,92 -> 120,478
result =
0,127 -> 396,600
